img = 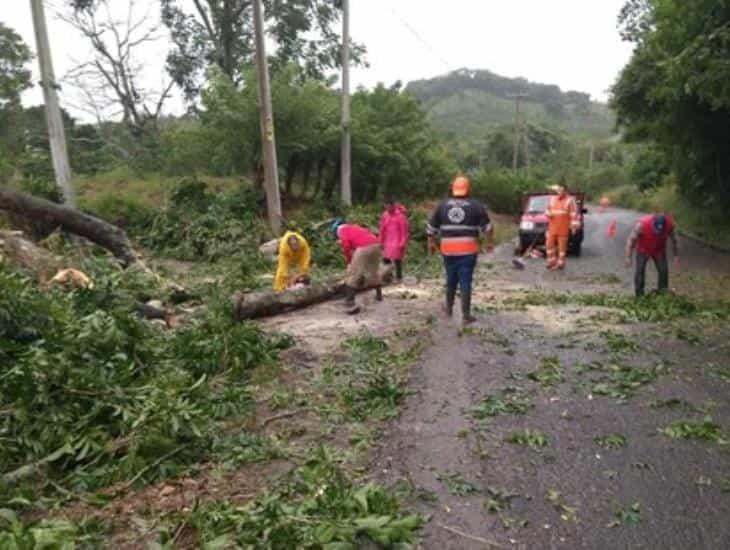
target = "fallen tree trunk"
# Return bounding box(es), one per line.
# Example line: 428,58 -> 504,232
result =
0,185 -> 139,267
232,271 -> 392,321
233,278 -> 350,320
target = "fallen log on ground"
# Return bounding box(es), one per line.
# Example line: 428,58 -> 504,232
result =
233,279 -> 351,320
232,266 -> 393,320
0,185 -> 140,267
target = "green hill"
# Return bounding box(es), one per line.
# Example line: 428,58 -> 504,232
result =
406,69 -> 616,139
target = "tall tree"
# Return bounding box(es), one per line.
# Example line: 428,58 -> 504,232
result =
612,0 -> 730,204
160,0 -> 363,100
0,23 -> 32,106
0,23 -> 32,167
62,0 -> 175,135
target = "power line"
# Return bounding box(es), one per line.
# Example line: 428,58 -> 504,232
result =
387,7 -> 454,72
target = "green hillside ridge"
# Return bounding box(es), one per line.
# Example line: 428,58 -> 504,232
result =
406,68 -> 615,139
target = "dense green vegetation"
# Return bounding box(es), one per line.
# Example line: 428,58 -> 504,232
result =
611,0 -> 730,242
407,68 -> 616,139
4,2 -> 730,544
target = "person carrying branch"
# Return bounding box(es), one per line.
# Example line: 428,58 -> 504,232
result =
379,198 -> 410,282
427,176 -> 494,326
332,219 -> 383,314
625,212 -> 679,297
273,231 -> 311,291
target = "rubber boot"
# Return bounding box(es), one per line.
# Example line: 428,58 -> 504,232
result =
344,286 -> 360,314
461,292 -> 477,326
443,287 -> 456,317
375,286 -> 383,302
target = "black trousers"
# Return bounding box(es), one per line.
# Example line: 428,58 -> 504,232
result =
635,252 -> 669,297
383,259 -> 403,280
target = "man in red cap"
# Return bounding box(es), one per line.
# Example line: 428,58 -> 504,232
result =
427,176 -> 494,326
625,212 -> 680,297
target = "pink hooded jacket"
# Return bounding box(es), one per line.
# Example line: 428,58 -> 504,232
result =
379,204 -> 410,261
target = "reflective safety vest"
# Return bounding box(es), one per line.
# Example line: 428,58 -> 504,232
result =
546,194 -> 579,237
427,198 -> 490,256
637,214 -> 674,258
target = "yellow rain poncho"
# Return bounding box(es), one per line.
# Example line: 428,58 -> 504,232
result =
274,231 -> 311,291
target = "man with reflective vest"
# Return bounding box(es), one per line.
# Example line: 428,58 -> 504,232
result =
427,176 -> 494,326
545,183 -> 580,270
625,213 -> 679,297
332,219 -> 383,314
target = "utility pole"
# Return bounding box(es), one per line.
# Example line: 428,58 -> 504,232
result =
252,0 -> 282,235
30,0 -> 74,207
508,93 -> 528,171
340,0 -> 352,206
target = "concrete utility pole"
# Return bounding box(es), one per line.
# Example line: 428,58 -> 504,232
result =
340,0 -> 352,206
30,0 -> 75,207
508,93 -> 529,171
252,0 -> 282,235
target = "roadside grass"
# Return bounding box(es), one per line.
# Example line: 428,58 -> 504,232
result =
601,331 -> 641,355
612,502 -> 642,526
607,182 -> 730,252
0,512 -> 106,550
154,446 -> 421,548
0,259 -> 292,509
527,356 -> 563,387
485,487 -> 519,513
503,292 -> 730,323
437,471 -> 479,496
317,331 -> 422,423
594,434 -> 628,450
471,389 -> 533,419
649,398 -> 700,413
591,363 -> 665,402
484,487 -> 527,529
660,417 -> 727,444
507,429 -> 549,449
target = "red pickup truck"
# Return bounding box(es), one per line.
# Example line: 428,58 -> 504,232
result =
517,191 -> 587,256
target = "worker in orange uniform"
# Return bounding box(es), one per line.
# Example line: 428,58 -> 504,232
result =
545,182 -> 579,270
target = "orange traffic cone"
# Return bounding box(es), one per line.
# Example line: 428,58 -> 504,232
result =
607,220 -> 617,239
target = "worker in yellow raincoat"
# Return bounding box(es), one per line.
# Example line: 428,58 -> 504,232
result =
274,231 -> 311,291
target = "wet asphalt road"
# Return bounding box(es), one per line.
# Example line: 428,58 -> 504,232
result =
374,206 -> 730,549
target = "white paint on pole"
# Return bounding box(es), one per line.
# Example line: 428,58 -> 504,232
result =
252,0 -> 282,236
30,0 -> 75,207
340,0 -> 352,207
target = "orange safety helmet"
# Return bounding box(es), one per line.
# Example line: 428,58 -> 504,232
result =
451,176 -> 471,197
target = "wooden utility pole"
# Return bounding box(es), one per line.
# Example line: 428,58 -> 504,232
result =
30,0 -> 75,207
252,0 -> 282,235
508,93 -> 528,171
340,0 -> 352,206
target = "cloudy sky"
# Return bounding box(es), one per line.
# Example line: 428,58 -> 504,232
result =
4,0 -> 634,119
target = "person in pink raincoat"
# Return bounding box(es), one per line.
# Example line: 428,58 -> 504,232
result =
379,199 -> 410,282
